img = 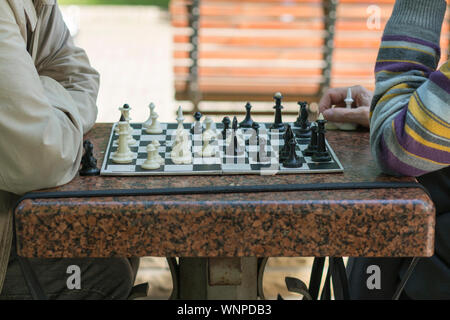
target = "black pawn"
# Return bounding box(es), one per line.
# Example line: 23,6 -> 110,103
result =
249,122 -> 260,146
303,124 -> 318,156
123,104 -> 130,109
283,139 -> 303,168
294,101 -> 311,138
80,140 -> 100,176
222,116 -> 231,137
270,92 -> 286,132
239,102 -> 255,128
312,118 -> 331,162
232,116 -> 239,131
191,111 -> 203,134
280,124 -> 294,161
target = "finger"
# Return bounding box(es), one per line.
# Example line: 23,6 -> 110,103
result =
350,85 -> 373,107
323,106 -> 370,128
318,87 -> 349,113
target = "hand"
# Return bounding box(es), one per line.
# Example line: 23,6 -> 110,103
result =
318,85 -> 373,128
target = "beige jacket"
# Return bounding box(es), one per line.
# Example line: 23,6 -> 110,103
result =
0,0 -> 99,292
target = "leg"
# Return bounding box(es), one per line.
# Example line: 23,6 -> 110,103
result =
0,242 -> 138,300
401,212 -> 450,299
178,257 -> 258,299
346,257 -> 406,299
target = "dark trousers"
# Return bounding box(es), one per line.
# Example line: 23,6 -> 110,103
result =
347,167 -> 450,299
0,240 -> 139,300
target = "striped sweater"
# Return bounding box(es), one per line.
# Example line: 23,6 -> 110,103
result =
370,0 -> 450,176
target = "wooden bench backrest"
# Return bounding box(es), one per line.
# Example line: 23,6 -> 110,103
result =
170,0 -> 449,111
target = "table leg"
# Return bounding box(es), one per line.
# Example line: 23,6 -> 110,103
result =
177,257 -> 259,300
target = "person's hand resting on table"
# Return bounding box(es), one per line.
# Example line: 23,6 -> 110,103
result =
318,85 -> 373,128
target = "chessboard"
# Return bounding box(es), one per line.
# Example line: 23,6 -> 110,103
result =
100,121 -> 344,176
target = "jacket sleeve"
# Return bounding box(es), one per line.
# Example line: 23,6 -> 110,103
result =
34,3 -> 99,133
369,0 -> 450,177
0,2 -> 86,195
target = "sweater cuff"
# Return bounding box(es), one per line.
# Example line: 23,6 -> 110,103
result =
384,0 -> 447,44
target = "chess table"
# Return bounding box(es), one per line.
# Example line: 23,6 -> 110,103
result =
13,123 -> 435,300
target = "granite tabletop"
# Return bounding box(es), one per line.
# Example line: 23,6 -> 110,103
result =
14,123 -> 435,258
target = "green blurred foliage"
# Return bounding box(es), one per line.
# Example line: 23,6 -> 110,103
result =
58,0 -> 170,8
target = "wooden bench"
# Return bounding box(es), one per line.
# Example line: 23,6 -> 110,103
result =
170,0 -> 449,116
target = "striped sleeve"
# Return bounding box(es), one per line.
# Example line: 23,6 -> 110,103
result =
370,0 -> 450,177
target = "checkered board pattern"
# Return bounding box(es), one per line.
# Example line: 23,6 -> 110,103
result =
100,122 -> 344,176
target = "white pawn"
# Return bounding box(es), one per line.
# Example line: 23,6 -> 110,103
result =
141,144 -> 160,170
143,102 -> 155,129
152,139 -> 164,165
146,111 -> 162,134
112,119 -> 135,163
337,87 -> 358,131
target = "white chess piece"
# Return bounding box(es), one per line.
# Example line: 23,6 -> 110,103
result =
146,111 -> 162,134
143,102 -> 155,129
198,130 -> 217,157
171,134 -> 192,164
141,144 -> 160,170
337,87 -> 358,131
112,120 -> 135,163
203,116 -> 217,137
152,140 -> 164,165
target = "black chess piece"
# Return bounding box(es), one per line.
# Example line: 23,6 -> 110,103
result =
222,116 -> 231,138
312,118 -> 331,162
232,116 -> 239,131
294,101 -> 311,139
249,122 -> 260,146
191,111 -> 203,134
239,102 -> 255,128
270,92 -> 286,132
303,124 -> 318,156
80,140 -> 100,176
283,139 -> 303,168
123,104 -> 130,109
279,124 -> 294,162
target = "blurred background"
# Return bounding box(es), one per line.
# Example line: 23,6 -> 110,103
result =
59,0 -> 449,299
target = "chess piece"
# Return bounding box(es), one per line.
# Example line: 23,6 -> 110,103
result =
112,118 -> 135,163
152,140 -> 164,165
270,92 -> 285,132
303,124 -> 318,156
143,102 -> 155,129
221,116 -> 231,138
338,87 -> 358,131
239,102 -> 255,128
171,133 -> 192,164
191,111 -> 203,134
146,111 -> 163,134
203,116 -> 217,136
198,130 -> 217,157
312,113 -> 332,162
294,101 -> 311,138
226,117 -> 244,155
79,140 -> 100,176
117,104 -> 137,145
283,139 -> 303,168
280,124 -> 294,162
141,144 -> 161,170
